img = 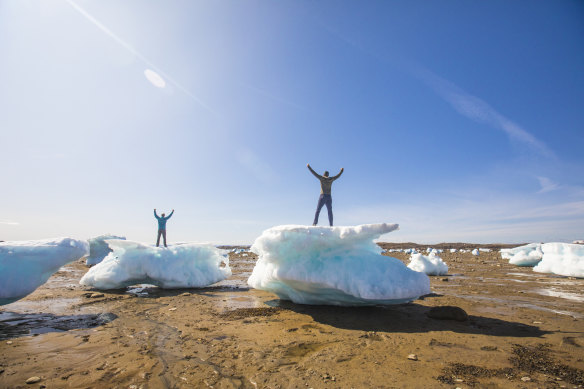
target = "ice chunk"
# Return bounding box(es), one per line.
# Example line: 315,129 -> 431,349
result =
247,224 -> 430,306
450,248 -> 457,253
80,240 -> 231,289
533,243 -> 584,278
0,238 -> 89,305
501,243 -> 543,266
471,249 -> 480,256
407,253 -> 448,276
86,234 -> 126,266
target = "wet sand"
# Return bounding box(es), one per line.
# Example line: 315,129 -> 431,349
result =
1,246 -> 583,388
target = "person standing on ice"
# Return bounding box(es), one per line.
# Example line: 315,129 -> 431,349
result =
307,164 -> 344,226
154,209 -> 174,247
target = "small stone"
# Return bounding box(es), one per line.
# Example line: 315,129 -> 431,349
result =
169,307 -> 177,311
427,306 -> 468,321
180,292 -> 191,297
26,376 -> 41,384
455,378 -> 464,382
533,321 -> 543,324
6,341 -> 13,345
441,278 -> 449,282
521,376 -> 531,382
407,354 -> 418,361
90,293 -> 104,298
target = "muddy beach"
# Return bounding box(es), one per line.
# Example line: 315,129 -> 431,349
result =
1,246 -> 583,388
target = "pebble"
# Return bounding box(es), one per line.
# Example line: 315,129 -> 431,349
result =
180,292 -> 191,297
521,376 -> 531,382
6,341 -> 13,345
25,376 -> 41,384
441,278 -> 449,282
169,307 -> 177,311
407,354 -> 418,361
427,306 -> 468,322
90,293 -> 104,298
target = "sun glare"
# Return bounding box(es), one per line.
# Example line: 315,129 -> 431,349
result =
144,69 -> 166,88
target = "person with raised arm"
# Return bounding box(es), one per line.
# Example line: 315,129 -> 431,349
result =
307,164 -> 344,226
154,209 -> 174,247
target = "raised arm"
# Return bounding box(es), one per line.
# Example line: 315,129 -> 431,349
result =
332,167 -> 344,180
154,209 -> 159,219
166,209 -> 174,219
307,164 -> 322,179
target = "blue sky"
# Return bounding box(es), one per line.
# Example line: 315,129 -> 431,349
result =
1,0 -> 583,244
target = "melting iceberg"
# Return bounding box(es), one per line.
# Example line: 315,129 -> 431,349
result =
501,243 -> 543,267
407,253 -> 448,276
80,240 -> 231,289
533,243 -> 584,278
0,238 -> 89,305
247,224 -> 430,306
86,234 -> 126,266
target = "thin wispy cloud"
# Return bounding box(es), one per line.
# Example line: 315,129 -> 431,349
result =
537,176 -> 560,194
65,0 -> 214,113
236,148 -> 278,185
0,220 -> 20,226
411,65 -> 555,159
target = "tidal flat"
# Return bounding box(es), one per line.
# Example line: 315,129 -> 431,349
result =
1,246 -> 583,388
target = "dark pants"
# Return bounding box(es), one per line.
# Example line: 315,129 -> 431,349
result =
156,229 -> 167,247
313,194 -> 333,226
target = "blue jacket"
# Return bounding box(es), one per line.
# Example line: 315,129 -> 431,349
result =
154,210 -> 173,230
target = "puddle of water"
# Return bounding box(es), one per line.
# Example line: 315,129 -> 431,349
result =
507,272 -> 539,278
215,295 -> 265,311
0,311 -> 117,340
535,288 -> 584,302
126,285 -> 154,297
2,298 -> 82,315
456,294 -> 583,319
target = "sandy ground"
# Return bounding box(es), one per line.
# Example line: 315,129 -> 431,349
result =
1,245 -> 583,389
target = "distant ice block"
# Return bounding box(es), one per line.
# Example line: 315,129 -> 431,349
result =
471,249 -> 480,256
450,248 -> 457,253
86,234 -> 126,266
0,238 -> 89,305
80,240 -> 231,289
501,243 -> 543,267
247,224 -> 431,306
533,243 -> 584,278
407,253 -> 448,276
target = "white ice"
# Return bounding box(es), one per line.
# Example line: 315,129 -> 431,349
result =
533,243 -> 584,278
80,240 -> 231,289
471,248 -> 480,256
450,248 -> 457,253
501,243 -> 543,267
247,224 -> 431,306
0,238 -> 89,305
407,253 -> 449,276
86,234 -> 126,266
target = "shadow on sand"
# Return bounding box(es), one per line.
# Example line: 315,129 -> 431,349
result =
267,299 -> 549,338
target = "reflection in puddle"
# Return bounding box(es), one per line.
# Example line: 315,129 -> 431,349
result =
535,288 -> 584,302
